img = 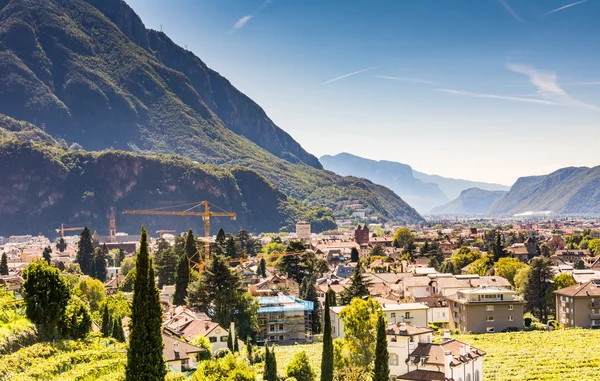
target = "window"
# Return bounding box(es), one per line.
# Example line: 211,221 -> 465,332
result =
269,335 -> 275,340
486,305 -> 494,311
475,370 -> 480,381
391,313 -> 396,318
508,305 -> 514,310
391,336 -> 397,342
389,354 -> 399,366
486,316 -> 494,322
467,374 -> 471,381
486,327 -> 495,333
209,337 -> 217,343
269,324 -> 275,332
509,315 -> 514,322
279,335 -> 284,340
279,324 -> 284,331
220,336 -> 228,342
405,312 -> 411,319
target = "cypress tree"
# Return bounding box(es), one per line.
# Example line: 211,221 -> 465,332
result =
184,229 -> 197,260
373,314 -> 390,381
216,228 -> 226,246
76,227 -> 94,276
233,332 -> 239,352
92,247 -> 108,282
339,260 -> 372,305
0,253 -> 8,275
125,227 -> 166,381
227,328 -> 234,352
320,289 -> 334,381
258,258 -> 267,278
246,336 -> 254,364
172,253 -> 189,306
264,342 -> 278,381
112,316 -> 125,342
326,288 -> 337,307
101,304 -> 111,337
350,247 -> 360,262
42,246 -> 52,265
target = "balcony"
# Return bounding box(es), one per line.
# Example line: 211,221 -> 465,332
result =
590,313 -> 600,320
590,302 -> 600,308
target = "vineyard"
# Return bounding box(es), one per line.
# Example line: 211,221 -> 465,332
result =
455,329 -> 600,381
273,342 -> 323,378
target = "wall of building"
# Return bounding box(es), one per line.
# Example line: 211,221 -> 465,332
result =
385,308 -> 428,327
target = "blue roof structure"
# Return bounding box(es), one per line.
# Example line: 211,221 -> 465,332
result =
257,294 -> 314,314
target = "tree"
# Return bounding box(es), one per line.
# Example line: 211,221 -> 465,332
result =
58,295 -> 92,339
300,276 -> 321,334
125,227 -> 166,381
257,258 -> 267,278
350,247 -> 359,262
216,228 -> 226,246
373,314 -> 389,381
227,329 -> 234,352
114,248 -> 126,267
120,257 -> 136,276
193,353 -> 256,381
338,298 -> 381,370
56,237 -> 67,253
112,316 -> 125,342
467,255 -> 493,276
286,351 -> 315,381
233,293 -> 260,342
191,335 -> 213,361
495,257 -> 527,286
173,253 -> 190,306
0,253 -> 8,275
264,343 -> 278,381
492,231 -> 508,262
76,227 -> 94,276
574,259 -> 586,270
42,246 -> 52,265
22,259 -> 70,338
553,273 -> 575,290
91,246 -> 108,282
321,288 -> 334,381
184,229 -> 198,260
326,287 -> 337,307
369,245 -> 386,257
392,228 -> 414,249
78,277 -> 106,311
339,261 -> 372,305
101,303 -> 111,337
156,247 -> 178,288
588,239 -> 600,256
523,257 -> 554,321
439,260 -> 456,275
450,247 -> 481,271
514,266 -> 530,295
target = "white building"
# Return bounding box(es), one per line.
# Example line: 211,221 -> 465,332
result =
296,221 -> 311,242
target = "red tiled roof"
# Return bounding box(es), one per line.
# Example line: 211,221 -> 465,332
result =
398,370 -> 450,381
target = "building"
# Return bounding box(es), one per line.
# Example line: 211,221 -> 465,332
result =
446,287 -> 525,333
554,279 -> 600,328
296,221 -> 311,242
163,307 -> 231,350
414,296 -> 450,323
163,331 -> 206,372
387,323 -> 434,377
354,225 -> 370,245
257,294 -> 314,344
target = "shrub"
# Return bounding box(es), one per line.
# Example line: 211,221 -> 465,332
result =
213,348 -> 231,359
285,351 -> 315,381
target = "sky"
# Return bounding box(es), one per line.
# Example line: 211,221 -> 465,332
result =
125,0 -> 600,186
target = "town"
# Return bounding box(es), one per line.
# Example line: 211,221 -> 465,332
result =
2,208 -> 600,380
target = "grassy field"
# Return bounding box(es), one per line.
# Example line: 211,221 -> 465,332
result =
272,342 -> 323,378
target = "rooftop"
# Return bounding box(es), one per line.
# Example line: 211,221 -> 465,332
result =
257,294 -> 314,313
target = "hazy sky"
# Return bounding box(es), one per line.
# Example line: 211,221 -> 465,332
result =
125,0 -> 600,185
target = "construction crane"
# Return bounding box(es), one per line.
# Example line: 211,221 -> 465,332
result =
122,201 -> 236,263
156,230 -> 176,239
55,224 -> 84,238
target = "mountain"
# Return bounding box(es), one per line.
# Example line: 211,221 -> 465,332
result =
430,188 -> 507,215
488,167 -> 600,216
320,153 -> 509,213
0,0 -> 424,231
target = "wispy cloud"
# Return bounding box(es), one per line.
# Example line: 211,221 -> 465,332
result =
230,0 -> 273,34
563,81 -> 600,86
436,88 -> 558,106
506,63 -> 599,110
543,0 -> 588,16
498,0 -> 525,23
374,75 -> 437,85
322,66 -> 379,85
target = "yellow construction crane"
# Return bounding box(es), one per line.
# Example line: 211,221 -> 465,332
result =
55,224 -> 84,238
122,201 -> 236,264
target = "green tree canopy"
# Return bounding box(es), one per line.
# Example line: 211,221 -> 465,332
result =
42,246 -> 52,265
495,257 -> 527,286
392,228 -> 414,249
173,252 -> 190,306
0,253 -> 8,275
373,314 -> 390,381
553,273 -> 575,290
339,261 -> 372,305
450,247 -> 481,271
338,298 -> 382,370
76,227 -> 94,276
523,257 -> 554,322
58,294 -> 92,339
286,351 -> 316,381
321,289 -> 334,381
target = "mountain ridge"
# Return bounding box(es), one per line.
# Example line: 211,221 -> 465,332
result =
430,188 -> 508,215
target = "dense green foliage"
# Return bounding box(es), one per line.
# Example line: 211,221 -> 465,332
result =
0,253 -> 8,275
320,291 -> 333,381
338,298 -> 382,370
125,227 -> 166,381
192,353 -> 256,381
339,261 -> 372,305
286,351 -> 316,381
76,228 -> 94,277
373,314 -> 389,381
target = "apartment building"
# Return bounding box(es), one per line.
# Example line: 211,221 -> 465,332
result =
257,294 -> 313,344
554,279 -> 600,328
446,287 -> 525,333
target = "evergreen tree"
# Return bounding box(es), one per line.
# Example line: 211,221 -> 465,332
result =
246,336 -> 254,364
0,253 -> 8,275
339,261 -> 372,305
574,259 -> 586,270
258,258 -> 267,278
76,227 -> 94,276
112,316 -> 125,342
227,329 -> 234,352
22,260 -> 70,338
125,227 -> 166,381
56,237 -> 67,253
184,230 -> 198,260
524,257 -> 554,322
173,253 -> 189,306
373,314 -> 390,381
300,276 -> 321,334
492,231 -> 508,262
350,247 -> 360,262
233,330 -> 240,352
264,343 -> 278,381
42,246 -> 52,265
326,287 -> 337,307
101,303 -> 111,337
225,236 -> 239,258
114,248 -> 125,267
320,289 -> 334,381
156,247 -> 178,288
216,228 -> 226,246
91,246 -> 108,281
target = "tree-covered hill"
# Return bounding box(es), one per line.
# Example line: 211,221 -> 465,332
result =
0,0 -> 423,227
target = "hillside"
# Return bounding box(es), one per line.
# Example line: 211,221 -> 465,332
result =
0,0 -> 424,226
430,188 -> 507,215
320,153 -> 508,213
489,167 -> 600,216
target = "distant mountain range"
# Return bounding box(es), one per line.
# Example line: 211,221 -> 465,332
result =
320,153 -> 509,213
431,188 -> 507,215
488,166 -> 600,216
0,0 -> 424,235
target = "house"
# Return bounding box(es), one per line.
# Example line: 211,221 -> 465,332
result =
402,277 -> 433,298
430,275 -> 511,297
163,307 -> 230,350
257,294 -> 314,344
333,263 -> 356,279
546,235 -> 566,251
554,279 -> 600,328
397,333 -> 485,381
249,275 -> 299,296
0,275 -> 23,293
163,331 -> 206,372
414,296 -> 450,323
104,274 -> 126,293
386,323 -> 434,377
446,287 -> 525,333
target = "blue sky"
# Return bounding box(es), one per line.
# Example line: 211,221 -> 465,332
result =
125,0 -> 600,185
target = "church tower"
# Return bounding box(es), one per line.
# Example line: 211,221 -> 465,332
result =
109,207 -> 117,243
